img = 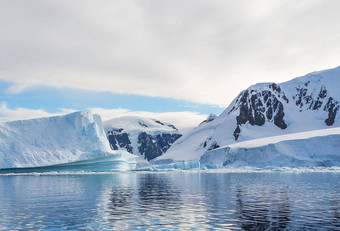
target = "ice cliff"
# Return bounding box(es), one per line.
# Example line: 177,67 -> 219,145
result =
0,111 -> 130,169
201,127 -> 340,168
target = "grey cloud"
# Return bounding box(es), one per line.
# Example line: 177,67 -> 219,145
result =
1,0 -> 340,106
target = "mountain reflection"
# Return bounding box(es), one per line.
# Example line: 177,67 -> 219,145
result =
138,174 -> 182,212
107,187 -> 133,220
1,172 -> 338,230
104,174 -> 183,229
235,186 -> 291,230
331,199 -> 340,229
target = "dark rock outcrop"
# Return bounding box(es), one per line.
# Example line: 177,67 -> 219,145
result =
293,83 -> 339,126
138,132 -> 182,161
207,142 -> 220,151
229,84 -> 288,140
227,79 -> 340,141
294,84 -> 328,110
324,97 -> 339,126
107,129 -> 133,153
105,119 -> 182,161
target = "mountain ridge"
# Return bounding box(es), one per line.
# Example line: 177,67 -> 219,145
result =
157,66 -> 340,162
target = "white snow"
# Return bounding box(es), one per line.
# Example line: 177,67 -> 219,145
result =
224,127 -> 340,149
104,116 -> 177,134
0,111 -> 136,169
158,66 -> 340,163
103,116 -> 180,156
201,127 -> 340,168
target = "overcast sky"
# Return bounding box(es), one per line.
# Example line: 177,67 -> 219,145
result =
1,0 -> 340,129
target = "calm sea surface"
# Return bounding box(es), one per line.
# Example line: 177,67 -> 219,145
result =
0,172 -> 339,230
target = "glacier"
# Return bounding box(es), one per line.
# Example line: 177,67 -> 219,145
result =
0,111 -> 136,171
147,127 -> 340,171
201,127 -> 340,168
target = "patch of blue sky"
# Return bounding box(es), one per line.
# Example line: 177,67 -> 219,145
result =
0,80 -> 224,115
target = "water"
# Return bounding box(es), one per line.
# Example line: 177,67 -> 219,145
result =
0,172 -> 339,230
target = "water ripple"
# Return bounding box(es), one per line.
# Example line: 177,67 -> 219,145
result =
0,173 -> 339,230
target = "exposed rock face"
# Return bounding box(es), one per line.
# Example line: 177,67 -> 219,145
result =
107,128 -> 133,153
324,97 -> 339,126
207,141 -> 220,151
104,117 -> 182,161
227,78 -> 340,141
138,132 -> 182,161
156,66 -> 340,163
229,83 -> 288,140
293,82 -> 339,126
294,82 -> 327,110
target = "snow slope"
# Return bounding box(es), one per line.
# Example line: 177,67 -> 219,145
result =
103,116 -> 181,161
0,111 -> 135,169
158,66 -> 340,162
201,127 -> 340,168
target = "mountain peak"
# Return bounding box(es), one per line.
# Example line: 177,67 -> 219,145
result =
103,116 -> 181,161
158,65 -> 340,162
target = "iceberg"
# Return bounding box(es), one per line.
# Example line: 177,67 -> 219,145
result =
0,111 -> 136,172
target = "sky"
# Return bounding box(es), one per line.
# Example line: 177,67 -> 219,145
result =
1,0 -> 340,130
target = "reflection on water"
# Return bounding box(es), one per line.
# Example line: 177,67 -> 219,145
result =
0,172 -> 339,230
107,185 -> 133,220
235,186 -> 291,230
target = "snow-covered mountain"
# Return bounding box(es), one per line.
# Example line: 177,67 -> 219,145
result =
157,66 -> 340,162
0,111 -> 135,169
103,116 -> 182,161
